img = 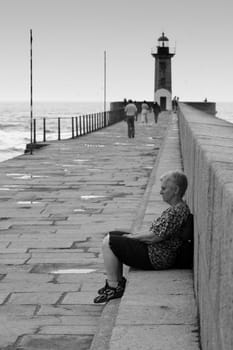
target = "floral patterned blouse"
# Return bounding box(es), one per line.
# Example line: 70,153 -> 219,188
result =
147,201 -> 190,269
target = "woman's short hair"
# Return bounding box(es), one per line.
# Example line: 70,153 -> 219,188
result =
160,170 -> 188,198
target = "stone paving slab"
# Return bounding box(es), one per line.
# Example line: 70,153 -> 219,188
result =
109,325 -> 199,350
115,300 -> 197,325
0,282 -> 82,293
0,253 -> 30,264
0,304 -> 37,316
0,291 -> 10,303
125,270 -> 195,295
19,334 -> 93,350
0,115 -> 169,349
38,325 -> 98,335
28,255 -> 102,265
62,291 -> 98,305
37,304 -> 104,316
7,292 -> 63,305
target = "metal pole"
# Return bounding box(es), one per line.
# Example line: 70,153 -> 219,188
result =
79,115 -> 82,136
104,50 -> 107,127
33,119 -> 36,143
58,117 -> 61,140
71,117 -> 74,139
82,115 -> 85,135
75,116 -> 78,137
30,29 -> 33,154
43,118 -> 46,142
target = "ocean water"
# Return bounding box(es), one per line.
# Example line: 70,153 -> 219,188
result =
0,101 -> 108,162
215,102 -> 233,123
0,101 -> 232,163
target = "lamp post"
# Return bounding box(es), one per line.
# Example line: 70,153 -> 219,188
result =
30,29 -> 33,154
104,50 -> 106,127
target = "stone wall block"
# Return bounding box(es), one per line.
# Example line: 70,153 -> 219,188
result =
219,182 -> 233,349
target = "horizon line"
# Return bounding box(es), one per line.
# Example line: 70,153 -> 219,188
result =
0,99 -> 232,104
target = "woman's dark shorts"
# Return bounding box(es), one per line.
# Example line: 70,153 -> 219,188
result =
108,231 -> 154,270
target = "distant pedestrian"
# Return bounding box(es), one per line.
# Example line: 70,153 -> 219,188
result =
152,102 -> 161,123
124,100 -> 137,138
141,101 -> 149,123
134,101 -> 138,121
172,97 -> 178,112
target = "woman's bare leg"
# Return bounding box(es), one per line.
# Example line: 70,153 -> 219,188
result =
102,234 -> 123,285
93,234 -> 125,303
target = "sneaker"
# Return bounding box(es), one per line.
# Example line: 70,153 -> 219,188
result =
93,284 -> 125,304
98,277 -> 127,295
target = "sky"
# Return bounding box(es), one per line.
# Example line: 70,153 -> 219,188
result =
0,0 -> 233,103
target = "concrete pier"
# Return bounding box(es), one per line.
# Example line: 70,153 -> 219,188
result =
0,112 -> 198,349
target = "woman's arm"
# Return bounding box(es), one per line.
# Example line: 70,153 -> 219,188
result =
124,229 -> 163,244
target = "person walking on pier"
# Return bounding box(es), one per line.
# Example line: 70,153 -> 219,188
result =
172,96 -> 179,112
124,99 -> 137,138
93,170 -> 191,303
141,100 -> 149,123
152,102 -> 161,123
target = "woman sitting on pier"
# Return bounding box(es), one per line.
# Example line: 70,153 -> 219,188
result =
93,170 -> 191,303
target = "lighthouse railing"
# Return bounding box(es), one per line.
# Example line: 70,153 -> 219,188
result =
151,46 -> 176,55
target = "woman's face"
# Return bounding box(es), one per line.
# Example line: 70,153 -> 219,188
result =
160,177 -> 178,204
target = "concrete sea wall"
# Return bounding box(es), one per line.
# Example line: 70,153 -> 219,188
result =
184,101 -> 216,116
178,103 -> 233,350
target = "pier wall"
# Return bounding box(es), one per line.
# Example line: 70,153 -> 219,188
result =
184,101 -> 216,116
110,100 -> 216,116
178,103 -> 233,350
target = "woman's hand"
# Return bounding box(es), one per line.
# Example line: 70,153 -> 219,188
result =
122,233 -> 137,239
123,229 -> 148,239
123,229 -> 163,244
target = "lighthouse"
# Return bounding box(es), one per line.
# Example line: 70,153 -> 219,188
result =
151,32 -> 175,111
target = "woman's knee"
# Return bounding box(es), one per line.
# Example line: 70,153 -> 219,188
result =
102,233 -> 110,250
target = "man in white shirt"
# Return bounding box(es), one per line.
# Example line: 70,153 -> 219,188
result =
124,100 -> 137,138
